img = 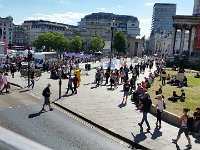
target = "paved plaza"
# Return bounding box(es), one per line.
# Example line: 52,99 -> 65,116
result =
8,61 -> 200,150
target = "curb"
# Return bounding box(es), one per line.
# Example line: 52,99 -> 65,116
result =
53,101 -> 149,150
150,104 -> 180,127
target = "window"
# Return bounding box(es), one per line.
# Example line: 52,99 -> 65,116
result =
3,36 -> 6,39
132,24 -> 135,26
9,37 -> 12,40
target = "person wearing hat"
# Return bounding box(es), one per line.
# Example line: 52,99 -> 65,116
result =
42,83 -> 53,111
193,107 -> 200,135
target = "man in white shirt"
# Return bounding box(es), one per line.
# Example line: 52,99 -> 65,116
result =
0,73 -> 8,93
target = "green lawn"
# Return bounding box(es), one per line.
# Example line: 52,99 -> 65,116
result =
148,70 -> 200,116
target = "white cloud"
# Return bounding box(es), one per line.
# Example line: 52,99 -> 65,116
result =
145,2 -> 155,6
97,7 -> 106,11
25,12 -> 87,25
117,5 -> 122,8
60,0 -> 64,4
139,18 -> 152,38
0,4 -> 2,8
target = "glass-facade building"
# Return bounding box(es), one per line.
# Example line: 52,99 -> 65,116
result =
151,3 -> 176,35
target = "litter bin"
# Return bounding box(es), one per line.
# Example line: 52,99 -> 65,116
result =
85,64 -> 91,71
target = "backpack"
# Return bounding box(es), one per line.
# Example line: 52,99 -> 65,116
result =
42,88 -> 46,97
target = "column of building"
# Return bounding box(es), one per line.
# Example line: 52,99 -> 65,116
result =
179,26 -> 186,55
171,25 -> 177,55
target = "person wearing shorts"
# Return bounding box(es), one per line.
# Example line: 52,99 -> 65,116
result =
172,108 -> 192,148
121,81 -> 130,105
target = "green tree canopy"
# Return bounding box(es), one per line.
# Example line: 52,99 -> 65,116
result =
32,32 -> 69,52
89,36 -> 105,52
113,30 -> 128,54
69,36 -> 83,52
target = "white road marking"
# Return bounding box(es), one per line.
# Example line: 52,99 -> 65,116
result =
9,107 -> 12,109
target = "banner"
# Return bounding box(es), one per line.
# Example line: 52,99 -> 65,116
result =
194,25 -> 200,50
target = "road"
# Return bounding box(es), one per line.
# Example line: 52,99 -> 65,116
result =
0,90 -> 130,150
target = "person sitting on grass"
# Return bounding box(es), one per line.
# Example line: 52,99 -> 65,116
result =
180,89 -> 186,102
168,91 -> 179,102
194,73 -> 200,78
156,85 -> 162,95
183,76 -> 188,87
166,74 -> 171,80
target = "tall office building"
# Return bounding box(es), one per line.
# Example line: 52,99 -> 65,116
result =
151,3 -> 176,35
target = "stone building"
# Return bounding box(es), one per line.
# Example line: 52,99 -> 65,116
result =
12,25 -> 28,46
0,16 -> 14,45
78,12 -> 142,56
22,20 -> 77,45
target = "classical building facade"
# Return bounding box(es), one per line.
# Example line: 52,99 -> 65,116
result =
22,20 -> 77,44
171,0 -> 200,57
0,16 -> 14,45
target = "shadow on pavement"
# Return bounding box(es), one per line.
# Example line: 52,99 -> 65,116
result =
118,103 -> 126,108
151,127 -> 162,140
131,128 -> 147,143
28,110 -> 47,118
19,89 -> 30,93
62,93 -> 74,98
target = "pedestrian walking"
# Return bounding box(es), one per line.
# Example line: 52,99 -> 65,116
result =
105,70 -> 110,85
95,70 -> 101,87
138,92 -> 152,132
73,74 -> 79,94
28,71 -> 35,89
172,108 -> 192,148
0,71 -> 3,91
42,83 -> 53,111
155,95 -> 164,128
66,75 -> 74,94
0,73 -> 9,93
161,69 -> 167,85
121,81 -> 130,105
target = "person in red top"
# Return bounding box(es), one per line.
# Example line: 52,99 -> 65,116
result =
73,74 -> 79,94
141,81 -> 147,89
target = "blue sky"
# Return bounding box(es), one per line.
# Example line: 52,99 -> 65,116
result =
0,0 -> 193,37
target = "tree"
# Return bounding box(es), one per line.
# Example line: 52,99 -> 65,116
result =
69,36 -> 83,52
113,30 -> 128,54
89,36 -> 105,52
32,32 -> 69,52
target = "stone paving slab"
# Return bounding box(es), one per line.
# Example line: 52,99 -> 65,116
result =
8,61 -> 200,150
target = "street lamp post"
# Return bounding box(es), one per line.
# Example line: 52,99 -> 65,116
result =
109,19 -> 115,68
27,48 -> 31,87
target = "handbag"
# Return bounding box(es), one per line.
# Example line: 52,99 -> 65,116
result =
6,82 -> 11,89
